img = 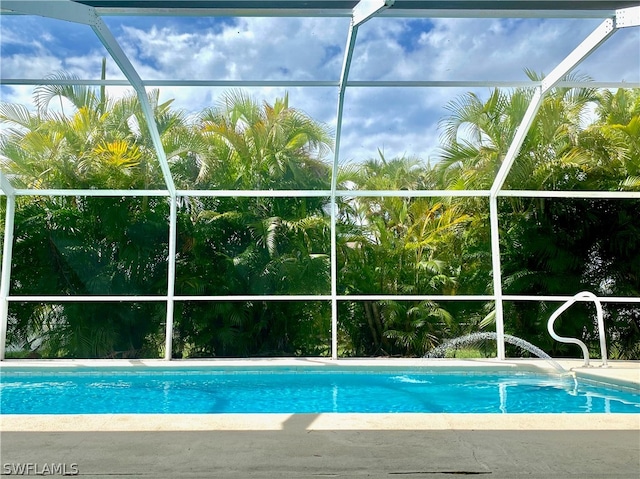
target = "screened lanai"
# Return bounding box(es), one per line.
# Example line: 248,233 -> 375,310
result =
1,0 -> 639,361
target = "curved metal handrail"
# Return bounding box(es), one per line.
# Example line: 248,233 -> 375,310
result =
547,291 -> 608,368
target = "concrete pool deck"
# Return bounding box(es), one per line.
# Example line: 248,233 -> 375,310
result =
1,358 -> 639,478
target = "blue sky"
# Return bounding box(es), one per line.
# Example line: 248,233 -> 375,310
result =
1,12 -> 639,165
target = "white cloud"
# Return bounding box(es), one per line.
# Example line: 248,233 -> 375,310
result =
351,17 -> 613,81
1,13 -> 638,166
0,54 -> 63,80
116,17 -> 349,81
338,86 -> 479,163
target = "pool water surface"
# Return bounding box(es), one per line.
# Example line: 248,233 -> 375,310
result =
1,369 -> 638,414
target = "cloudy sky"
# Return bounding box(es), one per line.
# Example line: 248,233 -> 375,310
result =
1,9 -> 638,166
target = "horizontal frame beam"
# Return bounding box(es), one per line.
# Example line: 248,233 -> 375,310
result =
3,79 -> 639,89
3,7 -> 618,19
8,188 -> 640,198
7,294 -> 640,303
336,189 -> 490,197
5,295 -> 331,302
498,190 -> 640,198
503,295 -> 640,303
12,189 -> 171,197
180,190 -> 331,197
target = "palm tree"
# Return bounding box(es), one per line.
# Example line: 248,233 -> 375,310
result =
172,91 -> 334,357
436,70 -> 598,192
194,90 -> 332,190
0,69 -> 199,358
435,74 -> 640,359
336,153 -> 475,356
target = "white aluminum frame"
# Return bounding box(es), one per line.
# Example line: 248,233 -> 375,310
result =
0,0 -> 638,360
0,173 -> 15,359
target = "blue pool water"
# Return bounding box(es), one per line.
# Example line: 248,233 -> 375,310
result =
1,368 -> 639,414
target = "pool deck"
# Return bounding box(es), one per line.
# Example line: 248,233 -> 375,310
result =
1,358 -> 639,478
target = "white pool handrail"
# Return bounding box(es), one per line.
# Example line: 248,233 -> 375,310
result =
547,291 -> 608,368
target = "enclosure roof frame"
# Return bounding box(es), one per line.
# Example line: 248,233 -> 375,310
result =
0,0 -> 639,361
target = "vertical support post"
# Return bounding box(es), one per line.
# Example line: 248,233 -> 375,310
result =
489,196 -> 505,360
330,24 -> 356,359
0,195 -> 16,360
489,88 -> 542,360
331,17 -> 359,360
164,195 -> 178,360
330,1 -> 394,359
487,15 -> 617,359
330,200 -> 339,359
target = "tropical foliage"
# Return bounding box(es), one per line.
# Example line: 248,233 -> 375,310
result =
1,72 -> 638,359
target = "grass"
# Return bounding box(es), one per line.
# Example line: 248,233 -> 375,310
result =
444,348 -> 488,359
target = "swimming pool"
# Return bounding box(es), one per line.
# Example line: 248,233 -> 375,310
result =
2,366 -> 639,414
